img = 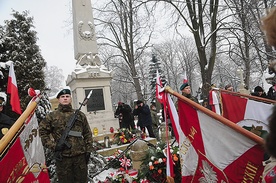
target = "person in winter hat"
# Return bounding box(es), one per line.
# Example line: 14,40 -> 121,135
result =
133,100 -> 156,138
179,83 -> 199,103
39,88 -> 93,183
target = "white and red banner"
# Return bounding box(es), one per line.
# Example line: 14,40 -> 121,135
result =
220,91 -> 274,131
166,143 -> 174,178
176,98 -> 264,182
0,113 -> 50,182
166,93 -> 180,141
162,94 -> 174,178
155,70 -> 164,103
7,62 -> 22,114
182,71 -> 188,83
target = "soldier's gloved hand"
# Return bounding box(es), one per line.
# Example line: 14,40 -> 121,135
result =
85,152 -> 91,164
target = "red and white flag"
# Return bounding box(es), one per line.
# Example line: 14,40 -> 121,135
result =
166,143 -> 174,178
166,93 -> 180,141
182,72 -> 188,83
7,62 -> 22,114
162,93 -> 174,178
221,91 -> 273,131
176,98 -> 264,182
0,113 -> 50,182
155,70 -> 164,103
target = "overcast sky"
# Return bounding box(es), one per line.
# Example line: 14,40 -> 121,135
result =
0,0 -> 77,85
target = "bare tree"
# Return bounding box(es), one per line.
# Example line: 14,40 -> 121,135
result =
93,0 -> 155,101
143,0 -> 276,93
98,46 -> 132,104
153,38 -> 200,95
44,65 -> 65,97
139,0 -> 221,97
221,0 -> 275,90
94,0 -> 276,100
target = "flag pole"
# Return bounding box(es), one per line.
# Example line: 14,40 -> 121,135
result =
165,86 -> 265,146
219,89 -> 276,104
0,97 -> 40,156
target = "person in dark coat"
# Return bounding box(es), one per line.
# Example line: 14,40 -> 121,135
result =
267,85 -> 276,100
115,102 -> 135,129
150,104 -> 159,139
133,100 -> 155,138
251,86 -> 267,98
0,97 -> 15,139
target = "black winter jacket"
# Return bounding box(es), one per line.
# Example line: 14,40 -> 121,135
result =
133,104 -> 152,127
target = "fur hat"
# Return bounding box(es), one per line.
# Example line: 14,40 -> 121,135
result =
180,83 -> 189,90
254,86 -> 264,93
56,89 -> 71,98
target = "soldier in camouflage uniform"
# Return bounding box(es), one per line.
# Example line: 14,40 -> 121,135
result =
39,89 -> 93,183
175,83 -> 199,110
179,83 -> 199,103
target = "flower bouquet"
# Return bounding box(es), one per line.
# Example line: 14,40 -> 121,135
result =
102,150 -> 139,183
113,128 -> 136,145
138,142 -> 181,182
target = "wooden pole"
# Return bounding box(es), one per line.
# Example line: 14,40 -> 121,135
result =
0,97 -> 39,155
219,89 -> 276,104
165,86 -> 265,146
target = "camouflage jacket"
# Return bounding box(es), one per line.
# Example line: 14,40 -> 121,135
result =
182,93 -> 199,104
39,104 -> 94,157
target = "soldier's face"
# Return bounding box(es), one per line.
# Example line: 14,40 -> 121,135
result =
182,86 -> 191,95
58,94 -> 72,105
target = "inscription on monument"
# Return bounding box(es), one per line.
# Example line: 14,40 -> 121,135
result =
85,89 -> 105,111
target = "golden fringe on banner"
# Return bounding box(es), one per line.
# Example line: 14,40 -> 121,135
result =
0,97 -> 40,157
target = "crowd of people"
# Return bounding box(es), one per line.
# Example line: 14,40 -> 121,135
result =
1,77 -> 276,183
250,85 -> 276,101
114,100 -> 158,138
1,6 -> 276,183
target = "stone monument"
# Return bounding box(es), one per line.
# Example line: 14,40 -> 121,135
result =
237,68 -> 250,95
66,0 -> 119,133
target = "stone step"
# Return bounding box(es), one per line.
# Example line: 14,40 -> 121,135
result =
93,132 -> 115,142
96,137 -> 157,157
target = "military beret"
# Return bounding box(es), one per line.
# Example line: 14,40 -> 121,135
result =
56,89 -> 71,98
180,83 -> 189,90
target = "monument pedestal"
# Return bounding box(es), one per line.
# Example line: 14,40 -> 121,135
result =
68,0 -> 119,133
66,65 -> 119,133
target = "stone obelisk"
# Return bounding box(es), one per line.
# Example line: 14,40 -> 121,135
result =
66,0 -> 119,133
